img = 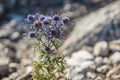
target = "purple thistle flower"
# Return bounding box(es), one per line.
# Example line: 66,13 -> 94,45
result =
46,27 -> 62,40
42,18 -> 50,26
62,17 -> 69,24
52,15 -> 61,21
28,31 -> 36,38
26,14 -> 35,22
39,15 -> 46,21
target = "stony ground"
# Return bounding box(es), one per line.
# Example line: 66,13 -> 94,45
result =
0,0 -> 120,80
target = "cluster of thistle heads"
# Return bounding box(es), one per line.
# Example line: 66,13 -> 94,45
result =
25,13 -> 69,52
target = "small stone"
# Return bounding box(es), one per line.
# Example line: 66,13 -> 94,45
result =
97,65 -> 111,73
21,58 -> 32,66
10,32 -> 20,41
112,74 -> 120,80
95,57 -> 103,66
93,41 -> 109,57
87,72 -> 96,79
107,65 -> 120,78
0,43 -> 5,56
0,20 -> 17,38
109,52 -> 120,64
95,76 -> 103,80
109,40 -> 120,52
103,57 -> 111,65
16,66 -> 32,80
80,61 -> 96,72
63,3 -> 71,11
9,72 -> 19,80
72,74 -> 86,80
1,77 -> 10,80
0,57 -> 9,75
66,50 -> 94,66
9,62 -> 18,69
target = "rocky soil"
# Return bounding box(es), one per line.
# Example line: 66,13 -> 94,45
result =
0,0 -> 120,80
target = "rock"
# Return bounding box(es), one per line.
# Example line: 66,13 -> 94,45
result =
0,20 -> 17,39
95,57 -> 103,66
95,76 -> 103,80
9,72 -> 19,80
1,77 -> 10,80
103,57 -> 111,65
0,43 -> 5,56
60,1 -> 120,56
107,65 -> 120,78
21,58 -> 32,66
72,74 -> 86,80
97,65 -> 111,74
66,50 -> 94,66
10,31 -> 20,41
87,72 -> 96,79
111,74 -> 120,80
0,57 -> 9,75
9,62 -> 18,69
93,41 -> 109,57
16,66 -> 32,80
80,61 -> 96,73
66,65 -> 94,80
109,52 -> 120,64
109,40 -> 120,52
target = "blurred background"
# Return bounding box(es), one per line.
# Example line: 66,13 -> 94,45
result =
0,0 -> 120,80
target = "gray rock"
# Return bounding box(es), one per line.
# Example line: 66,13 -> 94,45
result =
0,43 -> 5,56
93,41 -> 109,57
109,40 -> 120,52
21,58 -> 32,66
10,31 -> 20,41
103,57 -> 111,65
66,65 -> 95,80
16,66 -> 32,80
9,63 -> 18,69
95,57 -> 103,66
0,57 -> 9,75
97,65 -> 111,73
87,72 -> 96,79
80,61 -> 96,73
1,77 -> 10,80
109,52 -> 120,64
60,1 -> 120,56
66,50 -> 94,66
107,65 -> 120,78
72,74 -> 86,80
111,74 -> 120,80
9,72 -> 19,80
95,76 -> 103,80
0,20 -> 17,38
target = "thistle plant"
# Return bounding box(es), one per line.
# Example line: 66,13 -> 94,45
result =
25,13 -> 69,80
